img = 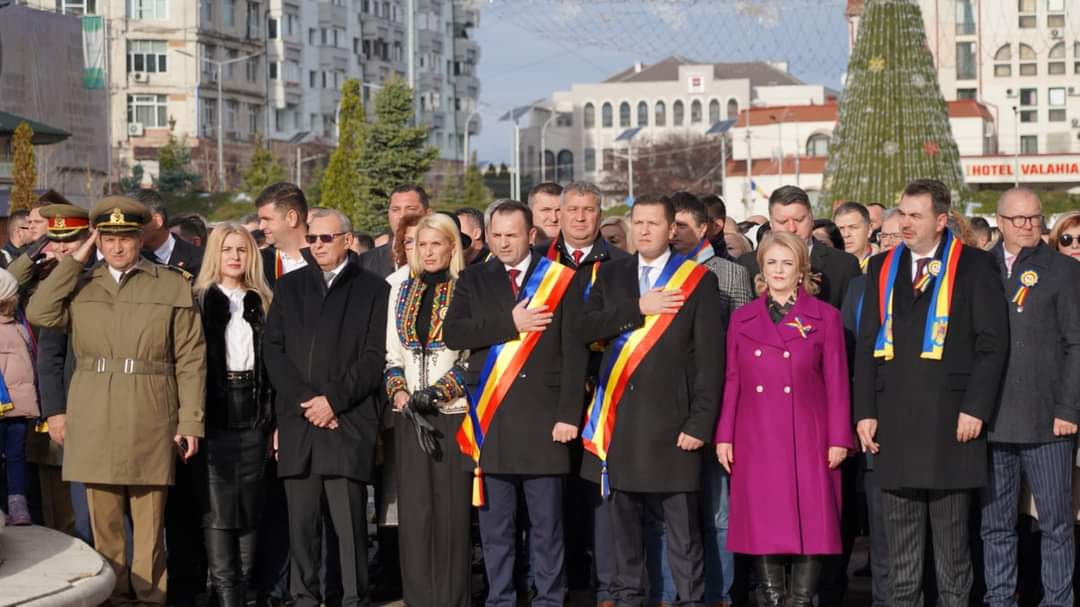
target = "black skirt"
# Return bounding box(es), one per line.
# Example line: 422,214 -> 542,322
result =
197,379 -> 271,530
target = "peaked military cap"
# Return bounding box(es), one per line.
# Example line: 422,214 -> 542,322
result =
90,196 -> 149,234
40,204 -> 91,242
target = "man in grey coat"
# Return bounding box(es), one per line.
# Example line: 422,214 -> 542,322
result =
982,187 -> 1080,607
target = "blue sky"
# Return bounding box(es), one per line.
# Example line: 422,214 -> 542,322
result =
470,1 -> 851,165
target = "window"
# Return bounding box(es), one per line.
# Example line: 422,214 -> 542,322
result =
268,61 -> 278,79
247,1 -> 260,38
1018,0 -> 1036,28
267,17 -> 277,38
201,0 -> 213,23
584,148 -> 596,173
127,0 -> 167,20
557,150 -> 574,183
709,99 -> 720,124
806,133 -> 830,157
225,100 -> 239,133
601,102 -> 612,128
57,0 -> 97,15
1020,87 -> 1038,122
1019,44 -> 1037,75
127,94 -> 168,128
309,70 -> 316,87
1020,135 -> 1038,154
245,57 -> 257,82
224,0 -> 235,27
602,148 -> 614,171
637,101 -> 648,127
994,44 -> 1012,77
957,88 -> 977,100
1049,42 -> 1066,75
1047,0 -> 1065,27
225,49 -> 238,80
284,12 -> 298,38
201,98 -> 215,136
955,0 -> 975,35
309,28 -> 317,45
200,44 -> 216,81
673,100 -> 684,126
956,42 -> 976,80
1076,42 -> 1080,74
727,98 -> 739,119
1049,87 -> 1067,121
619,102 -> 631,128
690,99 -> 703,124
556,112 -> 572,127
655,101 -> 666,126
584,103 -> 595,129
127,40 -> 167,73
543,150 -> 555,181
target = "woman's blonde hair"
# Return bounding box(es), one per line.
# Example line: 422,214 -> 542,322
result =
753,231 -> 820,296
408,213 -> 466,278
1050,210 -> 1080,252
194,223 -> 274,311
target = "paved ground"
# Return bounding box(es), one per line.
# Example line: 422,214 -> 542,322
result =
0,525 -> 115,607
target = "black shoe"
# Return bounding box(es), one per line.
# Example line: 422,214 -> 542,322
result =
854,561 -> 872,578
368,583 -> 403,602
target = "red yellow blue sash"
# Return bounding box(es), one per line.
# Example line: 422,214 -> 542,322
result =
274,250 -> 284,279
456,256 -> 576,506
874,229 -> 963,361
546,238 -> 601,301
581,255 -> 708,497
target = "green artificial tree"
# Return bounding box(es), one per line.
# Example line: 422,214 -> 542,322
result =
820,0 -> 965,210
240,136 -> 287,199
322,80 -> 371,223
352,77 -> 438,231
10,122 -> 36,212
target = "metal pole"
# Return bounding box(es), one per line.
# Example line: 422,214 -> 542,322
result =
406,0 -> 416,125
512,122 -> 521,200
794,121 -> 801,187
627,143 -> 634,201
217,64 -> 225,192
719,134 -> 726,198
296,147 -> 302,184
1012,105 -> 1020,186
539,113 -> 556,182
776,118 -> 783,189
745,126 -> 753,210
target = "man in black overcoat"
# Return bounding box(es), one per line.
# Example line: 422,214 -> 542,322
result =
443,200 -> 588,607
854,179 -> 1009,607
263,208 -> 389,607
581,195 -> 724,606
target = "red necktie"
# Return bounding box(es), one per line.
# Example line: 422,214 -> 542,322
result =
913,258 -> 930,294
571,250 -> 583,266
508,268 -> 521,298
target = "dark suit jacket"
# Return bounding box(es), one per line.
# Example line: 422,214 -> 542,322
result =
988,241 -> 1080,443
357,243 -> 395,279
739,241 -> 860,309
263,253 -> 389,481
168,236 -> 204,273
443,255 -> 589,476
579,253 -> 724,493
36,328 -> 75,419
853,242 -> 1009,490
260,246 -> 314,288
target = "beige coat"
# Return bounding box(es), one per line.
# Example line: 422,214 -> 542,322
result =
0,314 -> 39,418
27,256 -> 206,486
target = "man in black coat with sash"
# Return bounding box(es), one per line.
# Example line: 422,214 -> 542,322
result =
581,195 -> 724,606
263,208 -> 389,607
854,179 -> 1009,607
443,200 -> 588,607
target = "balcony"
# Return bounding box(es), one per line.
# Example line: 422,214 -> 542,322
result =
318,2 -> 348,25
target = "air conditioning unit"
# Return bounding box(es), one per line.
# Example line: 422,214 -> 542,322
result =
127,122 -> 145,137
1050,28 -> 1063,40
1069,86 -> 1079,96
1005,88 -> 1017,98
1072,118 -> 1080,128
131,72 -> 149,83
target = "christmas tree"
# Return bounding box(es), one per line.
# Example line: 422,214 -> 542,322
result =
820,0 -> 965,210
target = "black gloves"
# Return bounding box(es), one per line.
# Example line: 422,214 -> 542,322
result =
26,235 -> 50,260
402,406 -> 438,455
408,387 -> 441,415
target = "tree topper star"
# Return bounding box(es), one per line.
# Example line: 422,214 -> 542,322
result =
868,56 -> 886,72
922,140 -> 941,157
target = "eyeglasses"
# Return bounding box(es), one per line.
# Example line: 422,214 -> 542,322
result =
998,214 -> 1042,228
304,232 -> 347,244
1059,233 -> 1080,248
879,232 -> 902,241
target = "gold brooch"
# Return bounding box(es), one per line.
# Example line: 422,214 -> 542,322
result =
110,208 -> 124,224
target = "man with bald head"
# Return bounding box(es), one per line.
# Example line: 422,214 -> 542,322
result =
981,187 -> 1080,607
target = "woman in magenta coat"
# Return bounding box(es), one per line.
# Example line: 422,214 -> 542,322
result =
715,232 -> 852,607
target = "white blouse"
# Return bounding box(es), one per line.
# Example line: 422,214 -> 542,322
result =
218,284 -> 255,372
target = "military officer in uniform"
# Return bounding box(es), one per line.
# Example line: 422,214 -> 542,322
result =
27,196 -> 207,607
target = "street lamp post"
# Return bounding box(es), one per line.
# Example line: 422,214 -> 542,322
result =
1011,105 -> 1020,187
179,48 -> 263,192
463,109 -> 480,163
539,111 -> 557,182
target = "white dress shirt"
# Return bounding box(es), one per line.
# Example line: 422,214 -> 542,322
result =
323,259 -> 349,288
279,249 -> 308,274
108,265 -> 125,283
218,285 -> 255,372
504,254 -> 532,288
153,234 -> 176,265
910,237 -> 942,279
566,243 -> 594,263
637,249 -> 672,291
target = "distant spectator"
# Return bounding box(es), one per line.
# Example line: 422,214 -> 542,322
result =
171,214 -> 209,249
813,219 -> 844,249
3,210 -> 31,265
350,232 -> 375,255
725,232 -> 753,259
0,267 -> 39,525
374,231 -> 392,248
600,215 -> 633,253
968,216 -> 993,250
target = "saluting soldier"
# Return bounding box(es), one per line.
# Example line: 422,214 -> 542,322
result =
27,195 -> 206,607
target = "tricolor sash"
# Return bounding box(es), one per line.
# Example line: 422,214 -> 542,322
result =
874,229 -> 963,361
456,256 -> 576,506
274,250 -> 284,279
546,238 -> 601,301
0,366 -> 13,417
581,255 -> 708,497
690,238 -> 711,262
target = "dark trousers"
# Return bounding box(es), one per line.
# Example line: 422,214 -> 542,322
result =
283,474 -> 369,607
478,473 -> 565,607
818,457 -> 859,606
883,488 -> 972,607
611,490 -> 704,607
862,455 -> 890,607
165,456 -> 207,606
981,441 -> 1074,607
589,481 -> 616,603
0,418 -> 28,496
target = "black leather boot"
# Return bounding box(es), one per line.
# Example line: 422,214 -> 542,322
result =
205,528 -> 243,607
791,555 -> 823,607
753,556 -> 786,607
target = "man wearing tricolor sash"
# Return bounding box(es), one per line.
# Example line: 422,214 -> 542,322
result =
580,195 -> 724,606
981,188 -> 1080,607
444,200 -> 588,607
853,179 -> 1009,607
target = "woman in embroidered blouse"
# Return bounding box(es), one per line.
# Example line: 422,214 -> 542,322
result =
384,213 -> 471,607
193,224 -> 275,607
714,232 -> 852,607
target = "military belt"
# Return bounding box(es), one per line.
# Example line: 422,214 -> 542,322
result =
79,357 -> 175,376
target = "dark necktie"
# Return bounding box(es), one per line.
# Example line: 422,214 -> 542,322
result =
913,258 -> 930,294
507,268 -> 521,298
571,250 -> 584,266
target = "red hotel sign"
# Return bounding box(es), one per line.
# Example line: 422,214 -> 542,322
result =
963,156 -> 1080,183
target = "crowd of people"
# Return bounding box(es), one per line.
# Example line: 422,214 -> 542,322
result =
0,176 -> 1078,607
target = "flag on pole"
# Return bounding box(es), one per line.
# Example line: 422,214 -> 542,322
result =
82,16 -> 106,90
